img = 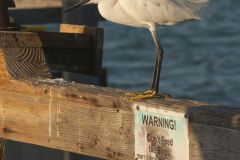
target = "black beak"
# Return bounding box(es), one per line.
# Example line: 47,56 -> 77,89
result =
64,0 -> 91,12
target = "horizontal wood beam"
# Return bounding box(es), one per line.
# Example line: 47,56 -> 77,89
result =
11,1 -> 102,25
0,79 -> 134,159
9,8 -> 62,24
14,0 -> 62,9
0,78 -> 240,160
0,32 -> 91,48
0,30 -> 102,78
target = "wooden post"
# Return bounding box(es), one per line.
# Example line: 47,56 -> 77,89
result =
0,139 -> 4,160
0,28 -> 104,160
1,30 -> 240,160
0,0 -> 10,30
0,74 -> 240,160
60,24 -> 104,74
14,0 -> 62,8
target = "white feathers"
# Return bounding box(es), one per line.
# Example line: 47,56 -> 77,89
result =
173,0 -> 208,16
96,0 -> 208,28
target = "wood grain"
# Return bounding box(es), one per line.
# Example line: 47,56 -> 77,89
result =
0,79 -> 134,160
15,0 -> 62,8
190,123 -> 240,160
0,52 -> 9,79
0,32 -> 91,48
0,78 -> 240,160
0,31 -> 99,78
0,32 -> 51,79
1,28 -> 240,160
0,28 -> 105,160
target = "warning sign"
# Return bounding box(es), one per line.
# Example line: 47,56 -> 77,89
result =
134,104 -> 189,160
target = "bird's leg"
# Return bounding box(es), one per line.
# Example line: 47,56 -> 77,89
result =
150,29 -> 164,94
125,28 -> 165,100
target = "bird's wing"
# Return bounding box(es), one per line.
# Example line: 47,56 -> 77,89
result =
173,0 -> 208,13
118,0 -> 208,25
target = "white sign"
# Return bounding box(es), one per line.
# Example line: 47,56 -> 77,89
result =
134,104 -> 189,160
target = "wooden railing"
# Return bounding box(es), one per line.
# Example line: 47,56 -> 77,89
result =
0,25 -> 240,160
10,0 -> 100,25
14,0 -> 62,8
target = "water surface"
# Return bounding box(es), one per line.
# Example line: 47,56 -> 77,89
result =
100,0 -> 240,106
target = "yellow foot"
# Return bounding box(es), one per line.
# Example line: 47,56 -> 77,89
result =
125,90 -> 157,101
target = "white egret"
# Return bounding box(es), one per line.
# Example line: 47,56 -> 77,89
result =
65,0 -> 208,99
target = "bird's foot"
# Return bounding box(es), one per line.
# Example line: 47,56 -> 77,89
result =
125,90 -> 157,101
125,90 -> 171,101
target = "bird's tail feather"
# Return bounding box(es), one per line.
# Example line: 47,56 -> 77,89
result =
178,0 -> 208,19
188,0 -> 208,11
176,0 -> 208,19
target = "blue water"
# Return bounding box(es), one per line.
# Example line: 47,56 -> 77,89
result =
99,0 -> 240,107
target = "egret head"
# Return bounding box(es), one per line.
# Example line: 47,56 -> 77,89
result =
64,0 -> 99,12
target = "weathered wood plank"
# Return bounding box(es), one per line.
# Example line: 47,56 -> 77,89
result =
1,26 -> 240,160
60,24 -> 104,74
39,32 -> 91,49
0,32 -> 91,48
0,27 -> 104,160
0,48 -> 51,79
0,52 -> 9,79
190,123 -> 240,160
0,79 -> 134,160
0,31 -> 101,77
14,0 -> 62,8
0,33 -> 51,79
60,24 -> 100,34
0,78 -> 240,160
